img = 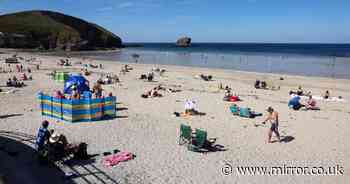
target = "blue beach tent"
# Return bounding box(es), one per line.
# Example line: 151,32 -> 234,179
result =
64,74 -> 90,94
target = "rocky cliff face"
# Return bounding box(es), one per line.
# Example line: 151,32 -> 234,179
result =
176,37 -> 191,47
0,10 -> 122,50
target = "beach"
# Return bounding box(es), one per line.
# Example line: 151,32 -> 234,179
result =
0,49 -> 349,184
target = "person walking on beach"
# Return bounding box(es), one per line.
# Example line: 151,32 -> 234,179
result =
262,107 -> 280,143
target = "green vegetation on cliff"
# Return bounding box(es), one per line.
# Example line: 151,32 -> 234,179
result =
0,10 -> 122,50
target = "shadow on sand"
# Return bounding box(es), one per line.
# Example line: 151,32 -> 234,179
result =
0,114 -> 23,119
280,136 -> 295,143
0,131 -> 119,184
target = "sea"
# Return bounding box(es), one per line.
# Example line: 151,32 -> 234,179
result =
71,43 -> 350,79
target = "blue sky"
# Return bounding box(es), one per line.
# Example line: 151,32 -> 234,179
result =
1,0 -> 350,43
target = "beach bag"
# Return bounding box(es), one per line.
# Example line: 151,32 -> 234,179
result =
239,107 -> 252,118
230,96 -> 239,102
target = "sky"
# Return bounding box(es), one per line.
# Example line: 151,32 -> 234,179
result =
1,0 -> 350,43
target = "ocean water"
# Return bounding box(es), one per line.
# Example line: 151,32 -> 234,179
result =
73,43 -> 350,79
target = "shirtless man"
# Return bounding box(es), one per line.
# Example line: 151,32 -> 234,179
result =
262,107 -> 281,143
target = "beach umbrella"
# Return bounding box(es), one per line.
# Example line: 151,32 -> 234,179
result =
63,74 -> 90,94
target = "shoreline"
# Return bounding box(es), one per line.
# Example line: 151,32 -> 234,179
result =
2,48 -> 349,82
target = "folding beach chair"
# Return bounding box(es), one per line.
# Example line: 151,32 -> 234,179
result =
188,129 -> 207,152
179,124 -> 192,145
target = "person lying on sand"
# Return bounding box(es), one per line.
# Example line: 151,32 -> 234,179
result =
154,84 -> 181,93
200,74 -> 213,81
141,88 -> 163,98
262,107 -> 281,143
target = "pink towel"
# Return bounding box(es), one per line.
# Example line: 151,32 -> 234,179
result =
102,151 -> 133,167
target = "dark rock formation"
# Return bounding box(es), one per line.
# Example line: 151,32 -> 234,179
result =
176,37 -> 191,47
0,10 -> 122,50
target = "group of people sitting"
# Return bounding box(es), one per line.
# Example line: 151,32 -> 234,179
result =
141,87 -> 163,98
54,82 -> 107,100
255,79 -> 280,90
288,86 -> 337,110
200,74 -> 213,81
6,76 -> 25,87
140,72 -> 154,82
97,74 -> 120,85
141,84 -> 181,98
255,80 -> 267,89
288,95 -> 320,110
36,120 -> 88,162
57,59 -> 71,66
289,86 -> 311,96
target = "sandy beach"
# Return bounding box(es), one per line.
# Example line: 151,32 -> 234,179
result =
1,49 -> 349,184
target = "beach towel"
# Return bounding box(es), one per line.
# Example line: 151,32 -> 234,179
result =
102,151 -> 134,167
239,107 -> 252,118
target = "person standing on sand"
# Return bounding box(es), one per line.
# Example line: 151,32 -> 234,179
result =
262,107 -> 281,143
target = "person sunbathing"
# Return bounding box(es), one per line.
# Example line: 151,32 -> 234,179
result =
200,74 -> 212,81
150,88 -> 162,97
141,88 -> 162,98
